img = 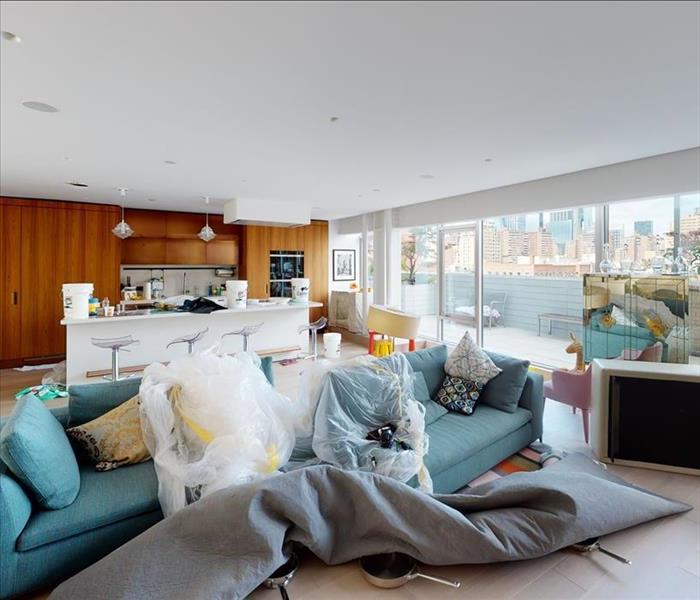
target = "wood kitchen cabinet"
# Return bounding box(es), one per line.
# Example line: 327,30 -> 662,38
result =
121,209 -> 241,265
0,197 -> 121,366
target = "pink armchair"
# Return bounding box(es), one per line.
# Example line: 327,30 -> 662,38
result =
543,368 -> 592,443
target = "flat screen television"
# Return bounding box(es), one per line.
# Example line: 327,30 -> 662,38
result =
608,376 -> 699,470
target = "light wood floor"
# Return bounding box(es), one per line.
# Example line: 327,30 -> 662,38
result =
1,345 -> 698,600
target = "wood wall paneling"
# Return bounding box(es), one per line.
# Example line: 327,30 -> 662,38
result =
205,239 -> 239,265
0,205 -> 22,360
166,212 -> 205,238
124,209 -> 167,238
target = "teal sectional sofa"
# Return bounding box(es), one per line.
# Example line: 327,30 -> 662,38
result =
0,358 -> 275,599
0,349 -> 543,598
406,345 -> 544,492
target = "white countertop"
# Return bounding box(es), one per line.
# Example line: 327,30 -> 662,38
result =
61,301 -> 323,326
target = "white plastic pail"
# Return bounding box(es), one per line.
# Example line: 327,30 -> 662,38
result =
323,332 -> 341,358
226,280 -> 248,309
291,278 -> 310,304
62,283 -> 94,319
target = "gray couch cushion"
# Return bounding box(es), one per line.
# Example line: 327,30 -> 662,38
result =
413,372 -> 449,425
424,406 -> 532,475
17,460 -> 159,551
69,379 -> 142,426
404,345 -> 448,398
480,352 -> 530,413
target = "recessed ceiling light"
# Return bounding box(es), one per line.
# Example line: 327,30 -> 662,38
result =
329,116 -> 339,122
147,198 -> 157,203
66,181 -> 88,188
484,158 -> 493,163
1,31 -> 21,43
164,160 -> 176,165
64,156 -> 72,162
373,189 -> 381,192
419,174 -> 434,179
22,101 -> 59,113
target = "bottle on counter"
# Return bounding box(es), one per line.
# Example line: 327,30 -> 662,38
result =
88,297 -> 100,316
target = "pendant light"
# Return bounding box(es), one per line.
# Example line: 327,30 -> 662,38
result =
112,188 -> 134,239
198,196 -> 216,242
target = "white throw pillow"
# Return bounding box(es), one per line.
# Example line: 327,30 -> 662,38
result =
444,331 -> 501,384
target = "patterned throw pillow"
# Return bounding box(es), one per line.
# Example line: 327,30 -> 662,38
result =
444,331 -> 501,384
435,375 -> 484,415
67,395 -> 150,471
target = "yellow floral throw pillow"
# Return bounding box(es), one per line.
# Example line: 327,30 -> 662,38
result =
67,395 -> 150,471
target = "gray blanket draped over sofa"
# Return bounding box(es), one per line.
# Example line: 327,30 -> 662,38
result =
50,454 -> 690,600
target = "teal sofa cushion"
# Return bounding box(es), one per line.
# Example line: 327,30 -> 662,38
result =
17,460 -> 159,551
69,378 -> 142,426
413,372 -> 448,425
260,356 -> 275,387
480,352 -> 530,413
0,395 -> 80,510
423,406 -> 532,476
404,344 -> 448,398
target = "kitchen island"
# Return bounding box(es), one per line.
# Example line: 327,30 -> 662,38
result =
61,302 -> 323,385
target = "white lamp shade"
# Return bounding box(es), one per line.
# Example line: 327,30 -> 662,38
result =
366,305 -> 421,339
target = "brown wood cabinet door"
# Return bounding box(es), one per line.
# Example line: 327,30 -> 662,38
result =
166,239 -> 206,264
122,239 -> 167,264
166,212 -> 205,238
205,239 -> 238,265
244,226 -> 271,298
304,221 -> 329,321
20,206 -> 72,358
0,205 -> 22,361
124,209 -> 167,238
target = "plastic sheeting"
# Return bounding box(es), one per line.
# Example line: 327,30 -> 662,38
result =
311,353 -> 433,492
139,349 -> 299,517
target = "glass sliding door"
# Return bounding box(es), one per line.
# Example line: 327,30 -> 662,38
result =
440,224 -> 478,344
399,226 -> 439,339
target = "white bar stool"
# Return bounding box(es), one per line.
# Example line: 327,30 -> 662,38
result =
298,316 -> 327,360
166,328 -> 208,355
220,323 -> 264,352
91,335 -> 139,382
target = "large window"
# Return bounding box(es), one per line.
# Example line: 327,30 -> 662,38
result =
399,226 -> 438,339
482,208 -> 595,367
388,193 -> 698,369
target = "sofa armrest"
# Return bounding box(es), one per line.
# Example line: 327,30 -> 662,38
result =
518,372 -> 544,441
0,471 -> 32,551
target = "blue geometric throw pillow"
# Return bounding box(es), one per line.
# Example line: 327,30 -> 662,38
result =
435,375 -> 483,415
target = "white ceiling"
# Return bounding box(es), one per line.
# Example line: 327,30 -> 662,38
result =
1,1 -> 699,220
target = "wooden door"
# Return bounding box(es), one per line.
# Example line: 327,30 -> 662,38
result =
20,205 -> 71,358
0,205 -> 22,361
83,207 -> 121,301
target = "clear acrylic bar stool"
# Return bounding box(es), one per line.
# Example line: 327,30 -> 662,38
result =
166,328 -> 208,355
91,335 -> 139,382
298,316 -> 327,360
220,323 -> 264,353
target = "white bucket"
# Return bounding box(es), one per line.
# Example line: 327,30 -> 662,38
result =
226,280 -> 248,309
323,332 -> 342,358
62,283 -> 94,319
291,278 -> 310,304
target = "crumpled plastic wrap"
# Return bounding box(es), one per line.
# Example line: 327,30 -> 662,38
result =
139,349 -> 299,517
311,353 -> 432,492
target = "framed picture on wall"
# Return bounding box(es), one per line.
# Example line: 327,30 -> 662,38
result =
333,249 -> 356,281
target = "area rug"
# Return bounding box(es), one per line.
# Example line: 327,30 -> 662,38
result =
465,442 -> 563,488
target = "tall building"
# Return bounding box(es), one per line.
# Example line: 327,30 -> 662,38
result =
634,220 -> 653,237
500,215 -> 527,232
680,208 -> 700,236
483,223 -> 502,262
609,228 -> 624,251
549,210 -> 575,245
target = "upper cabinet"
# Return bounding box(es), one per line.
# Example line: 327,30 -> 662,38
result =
121,209 -> 241,265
